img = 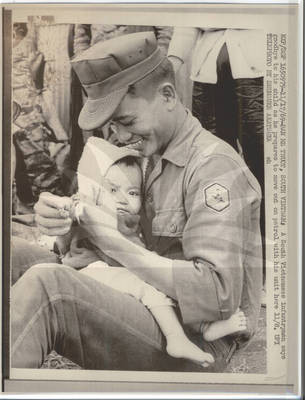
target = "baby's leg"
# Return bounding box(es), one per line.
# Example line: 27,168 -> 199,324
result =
150,306 -> 214,367
202,309 -> 247,342
81,266 -> 214,367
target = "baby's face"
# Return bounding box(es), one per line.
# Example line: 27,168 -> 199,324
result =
104,162 -> 142,215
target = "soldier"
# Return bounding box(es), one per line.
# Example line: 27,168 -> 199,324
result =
11,32 -> 262,372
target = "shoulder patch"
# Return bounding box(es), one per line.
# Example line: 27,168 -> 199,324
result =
204,183 -> 230,212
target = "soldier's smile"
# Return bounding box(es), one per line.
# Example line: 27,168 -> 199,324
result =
125,138 -> 144,151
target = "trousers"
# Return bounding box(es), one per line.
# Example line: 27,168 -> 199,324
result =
11,236 -> 236,372
81,262 -> 175,309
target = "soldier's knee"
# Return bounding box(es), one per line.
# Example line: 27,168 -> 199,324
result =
12,264 -> 75,307
21,264 -> 71,292
31,263 -> 63,270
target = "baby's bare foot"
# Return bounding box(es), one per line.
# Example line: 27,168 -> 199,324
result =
166,333 -> 214,368
203,310 -> 247,342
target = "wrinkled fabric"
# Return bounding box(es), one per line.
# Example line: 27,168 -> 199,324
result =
13,123 -> 64,206
81,263 -> 175,309
12,34 -> 67,211
191,74 -> 265,269
11,245 -> 235,371
141,111 -> 262,345
168,28 -> 264,84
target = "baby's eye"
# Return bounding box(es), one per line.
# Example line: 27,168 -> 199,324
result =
129,191 -> 139,196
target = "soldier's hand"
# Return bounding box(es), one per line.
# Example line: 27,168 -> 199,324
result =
34,192 -> 73,236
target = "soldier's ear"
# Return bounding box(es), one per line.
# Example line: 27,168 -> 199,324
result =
158,83 -> 177,110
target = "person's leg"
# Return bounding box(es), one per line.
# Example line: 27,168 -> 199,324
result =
192,81 -> 217,136
11,264 -> 235,372
13,137 -> 35,206
215,43 -> 239,151
11,236 -> 59,284
192,44 -> 239,152
235,77 -> 264,187
235,77 -> 265,284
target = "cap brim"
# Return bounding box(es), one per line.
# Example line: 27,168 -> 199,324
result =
78,86 -> 128,131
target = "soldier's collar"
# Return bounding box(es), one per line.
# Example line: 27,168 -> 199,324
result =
161,110 -> 201,167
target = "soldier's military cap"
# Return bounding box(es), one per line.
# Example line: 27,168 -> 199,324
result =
71,32 -> 165,130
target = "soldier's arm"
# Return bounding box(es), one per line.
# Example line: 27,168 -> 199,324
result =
172,155 -> 262,328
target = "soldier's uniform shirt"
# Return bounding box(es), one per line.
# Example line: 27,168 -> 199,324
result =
142,111 -> 262,342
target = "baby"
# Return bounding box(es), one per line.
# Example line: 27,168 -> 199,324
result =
60,137 -> 247,367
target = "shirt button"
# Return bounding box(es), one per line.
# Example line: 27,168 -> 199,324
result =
169,223 -> 177,233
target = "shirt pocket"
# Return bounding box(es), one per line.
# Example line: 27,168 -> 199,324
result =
152,208 -> 186,237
